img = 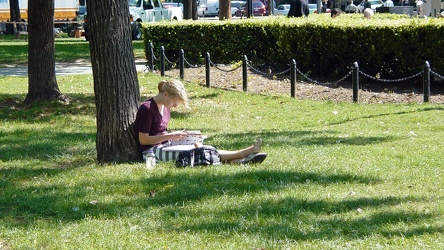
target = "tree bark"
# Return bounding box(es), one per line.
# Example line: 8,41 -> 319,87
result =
86,0 -> 141,163
219,0 -> 231,20
25,0 -> 64,104
192,0 -> 198,20
183,0 -> 192,19
9,0 -> 21,38
178,0 -> 197,20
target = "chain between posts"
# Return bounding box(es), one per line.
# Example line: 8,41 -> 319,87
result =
296,67 -> 352,87
359,71 -> 422,82
246,60 -> 291,77
161,49 -> 180,65
145,46 -> 442,102
208,58 -> 242,72
431,70 -> 444,81
183,57 -> 200,68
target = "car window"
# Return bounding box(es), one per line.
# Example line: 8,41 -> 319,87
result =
369,0 -> 383,5
232,2 -> 243,8
253,1 -> 263,7
128,0 -> 139,7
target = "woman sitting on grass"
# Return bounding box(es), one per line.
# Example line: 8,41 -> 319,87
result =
134,79 -> 267,164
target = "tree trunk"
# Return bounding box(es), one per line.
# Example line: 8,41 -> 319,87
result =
183,0 -> 192,19
184,0 -> 198,20
86,0 -> 141,163
25,0 -> 64,104
219,0 -> 231,20
9,0 -> 21,39
192,0 -> 198,20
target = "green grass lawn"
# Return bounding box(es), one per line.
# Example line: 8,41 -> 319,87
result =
0,36 -> 146,64
1,70 -> 443,249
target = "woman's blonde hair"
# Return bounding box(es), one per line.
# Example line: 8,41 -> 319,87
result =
158,79 -> 189,108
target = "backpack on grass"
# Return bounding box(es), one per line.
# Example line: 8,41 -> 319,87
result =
175,146 -> 221,167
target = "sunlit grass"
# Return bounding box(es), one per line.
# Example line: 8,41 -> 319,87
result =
0,36 -> 146,65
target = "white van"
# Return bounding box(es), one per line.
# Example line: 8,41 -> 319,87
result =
198,0 -> 219,17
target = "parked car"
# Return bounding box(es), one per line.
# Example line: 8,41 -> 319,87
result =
198,0 -> 219,17
231,1 -> 245,16
309,3 -> 331,13
275,4 -> 290,15
163,2 -> 183,12
235,0 -> 267,17
357,0 -> 383,13
197,5 -> 207,17
308,3 -> 317,14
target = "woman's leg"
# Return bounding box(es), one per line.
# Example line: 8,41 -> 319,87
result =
218,139 -> 262,163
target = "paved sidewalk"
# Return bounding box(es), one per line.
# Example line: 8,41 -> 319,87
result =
0,61 -> 148,76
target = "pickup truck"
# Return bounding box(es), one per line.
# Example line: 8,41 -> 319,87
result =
84,0 -> 183,41
129,0 -> 183,40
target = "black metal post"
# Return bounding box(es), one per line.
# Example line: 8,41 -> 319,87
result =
423,61 -> 430,102
148,42 -> 154,72
179,49 -> 184,80
290,59 -> 296,98
242,55 -> 248,92
160,46 -> 165,77
352,62 -> 359,103
205,52 -> 210,88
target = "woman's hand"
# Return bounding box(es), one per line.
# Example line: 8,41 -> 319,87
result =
168,130 -> 188,141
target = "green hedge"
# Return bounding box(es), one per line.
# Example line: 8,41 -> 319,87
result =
142,14 -> 444,78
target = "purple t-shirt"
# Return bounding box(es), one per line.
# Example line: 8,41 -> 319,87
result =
134,98 -> 171,153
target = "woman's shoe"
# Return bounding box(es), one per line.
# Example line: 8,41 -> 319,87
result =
254,138 -> 262,153
239,153 -> 267,164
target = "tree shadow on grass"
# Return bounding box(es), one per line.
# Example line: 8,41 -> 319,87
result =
203,129 -> 400,149
329,106 -> 444,126
0,165 -> 439,242
0,168 -> 380,225
140,170 -> 439,241
0,128 -> 96,162
144,171 -> 438,241
175,208 -> 439,241
0,93 -> 96,122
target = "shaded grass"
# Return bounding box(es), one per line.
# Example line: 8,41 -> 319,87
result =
0,73 -> 443,249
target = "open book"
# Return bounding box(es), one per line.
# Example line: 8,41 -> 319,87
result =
170,130 -> 207,146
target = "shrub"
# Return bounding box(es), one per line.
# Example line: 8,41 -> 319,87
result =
142,15 -> 444,78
